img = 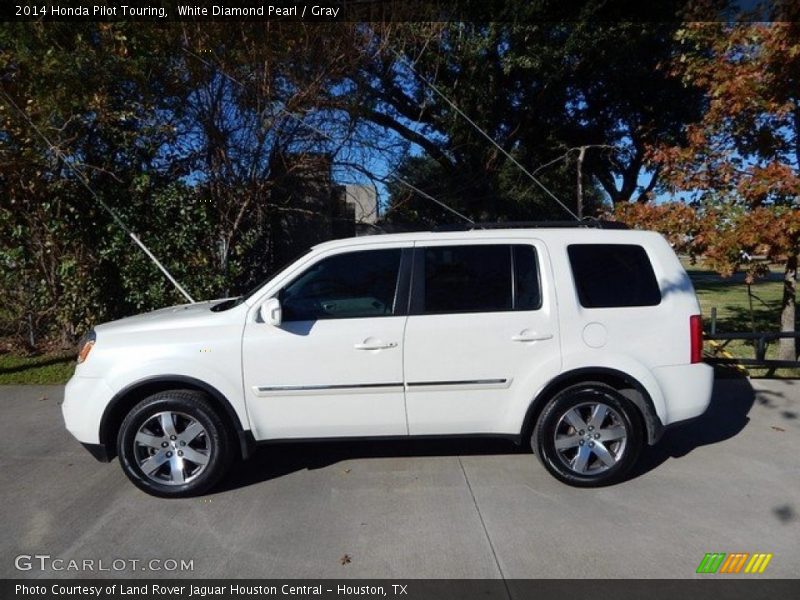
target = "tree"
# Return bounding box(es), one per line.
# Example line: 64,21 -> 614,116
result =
0,22 -> 183,345
346,14 -> 702,220
381,152 -> 606,226
648,22 -> 800,360
0,22 -> 387,348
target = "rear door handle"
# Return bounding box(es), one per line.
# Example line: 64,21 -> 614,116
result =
512,330 -> 553,342
354,340 -> 398,350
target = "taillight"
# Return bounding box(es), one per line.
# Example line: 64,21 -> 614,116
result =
690,315 -> 703,364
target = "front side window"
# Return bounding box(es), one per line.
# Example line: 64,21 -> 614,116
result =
419,244 -> 541,314
281,249 -> 402,321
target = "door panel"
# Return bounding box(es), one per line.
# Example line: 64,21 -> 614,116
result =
242,246 -> 411,440
403,241 -> 560,434
243,317 -> 408,438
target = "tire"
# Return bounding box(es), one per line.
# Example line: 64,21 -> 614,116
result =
117,390 -> 233,497
532,382 -> 643,487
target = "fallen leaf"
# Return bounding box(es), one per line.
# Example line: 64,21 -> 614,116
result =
340,554 -> 351,565
39,396 -> 47,401
771,426 -> 785,432
343,468 -> 351,474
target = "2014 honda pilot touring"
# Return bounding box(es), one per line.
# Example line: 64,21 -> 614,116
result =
63,227 -> 714,497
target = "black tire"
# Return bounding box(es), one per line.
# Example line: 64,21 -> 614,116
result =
532,382 -> 643,487
117,390 -> 233,497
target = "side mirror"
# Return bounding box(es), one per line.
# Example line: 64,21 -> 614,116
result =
259,297 -> 282,327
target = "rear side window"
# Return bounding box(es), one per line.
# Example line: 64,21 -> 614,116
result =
567,244 -> 661,308
418,244 -> 541,314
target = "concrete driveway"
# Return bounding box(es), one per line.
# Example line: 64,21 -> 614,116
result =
0,376 -> 797,579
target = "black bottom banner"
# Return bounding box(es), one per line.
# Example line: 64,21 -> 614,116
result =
2,579 -> 798,600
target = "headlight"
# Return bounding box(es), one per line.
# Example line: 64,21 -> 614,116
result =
77,330 -> 96,364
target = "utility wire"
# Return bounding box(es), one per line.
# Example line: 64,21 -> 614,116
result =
392,50 -> 581,221
393,176 -> 475,225
181,46 -> 475,226
0,88 -> 196,303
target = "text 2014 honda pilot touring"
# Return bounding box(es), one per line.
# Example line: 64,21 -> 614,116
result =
63,226 -> 713,496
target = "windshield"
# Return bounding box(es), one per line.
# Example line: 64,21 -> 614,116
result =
211,248 -> 312,312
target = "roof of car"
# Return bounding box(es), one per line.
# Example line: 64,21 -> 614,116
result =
311,226 -> 660,252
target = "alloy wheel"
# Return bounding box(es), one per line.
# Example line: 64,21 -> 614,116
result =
133,411 -> 210,485
552,401 -> 628,475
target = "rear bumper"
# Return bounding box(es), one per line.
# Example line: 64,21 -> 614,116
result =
652,362 -> 715,426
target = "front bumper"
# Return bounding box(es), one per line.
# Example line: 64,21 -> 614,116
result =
62,375 -> 116,447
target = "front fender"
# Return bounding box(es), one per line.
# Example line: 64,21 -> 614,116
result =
103,358 -> 250,432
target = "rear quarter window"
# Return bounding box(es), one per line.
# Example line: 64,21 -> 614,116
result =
567,244 -> 661,308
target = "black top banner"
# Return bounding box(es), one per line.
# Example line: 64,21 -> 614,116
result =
1,0 -> 798,23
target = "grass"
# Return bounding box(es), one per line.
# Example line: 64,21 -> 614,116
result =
0,352 -> 75,385
684,258 -> 798,377
0,259 -> 795,384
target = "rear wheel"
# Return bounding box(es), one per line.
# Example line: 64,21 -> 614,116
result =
117,390 -> 233,497
532,383 -> 643,487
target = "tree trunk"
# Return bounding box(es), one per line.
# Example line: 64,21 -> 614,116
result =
778,251 -> 798,361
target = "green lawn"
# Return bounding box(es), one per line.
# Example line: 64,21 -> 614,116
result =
684,258 -> 798,376
686,261 -> 787,332
0,260 -> 796,384
0,352 -> 75,385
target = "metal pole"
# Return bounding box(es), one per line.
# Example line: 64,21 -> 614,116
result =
576,146 -> 586,219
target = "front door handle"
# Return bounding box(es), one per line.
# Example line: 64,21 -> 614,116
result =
354,339 -> 398,350
512,330 -> 553,342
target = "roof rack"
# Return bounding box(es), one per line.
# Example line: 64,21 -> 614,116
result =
431,219 -> 628,232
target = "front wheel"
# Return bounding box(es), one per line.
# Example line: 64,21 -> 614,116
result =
117,390 -> 233,497
532,383 -> 643,487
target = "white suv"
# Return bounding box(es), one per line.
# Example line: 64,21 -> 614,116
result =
63,226 -> 714,496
